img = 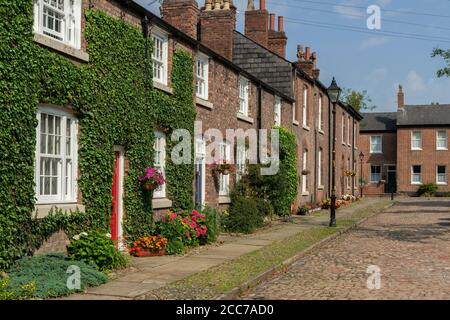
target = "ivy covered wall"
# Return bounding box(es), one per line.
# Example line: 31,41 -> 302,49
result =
0,1 -> 195,269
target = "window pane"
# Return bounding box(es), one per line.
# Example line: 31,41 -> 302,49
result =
438,166 -> 446,174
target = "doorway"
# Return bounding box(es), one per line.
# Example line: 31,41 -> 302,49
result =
111,146 -> 125,250
195,138 -> 206,209
385,165 -> 397,194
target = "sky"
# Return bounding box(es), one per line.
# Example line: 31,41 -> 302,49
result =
135,0 -> 450,112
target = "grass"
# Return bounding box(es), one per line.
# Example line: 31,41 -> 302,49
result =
148,199 -> 394,300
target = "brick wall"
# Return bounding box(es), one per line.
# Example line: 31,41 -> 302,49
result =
397,127 -> 450,195
359,131 -> 397,195
161,0 -> 199,39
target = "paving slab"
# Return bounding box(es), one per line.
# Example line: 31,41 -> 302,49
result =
87,281 -> 163,298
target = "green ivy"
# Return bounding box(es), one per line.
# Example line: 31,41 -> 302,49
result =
0,2 -> 195,269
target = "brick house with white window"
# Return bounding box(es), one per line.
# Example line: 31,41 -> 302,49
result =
360,86 -> 450,196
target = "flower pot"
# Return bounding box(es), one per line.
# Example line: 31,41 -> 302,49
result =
222,169 -> 230,176
134,248 -> 166,257
143,182 -> 156,191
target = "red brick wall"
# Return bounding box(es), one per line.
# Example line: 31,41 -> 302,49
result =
244,9 -> 269,48
397,127 -> 450,194
268,31 -> 287,58
359,131 -> 397,195
161,0 -> 200,39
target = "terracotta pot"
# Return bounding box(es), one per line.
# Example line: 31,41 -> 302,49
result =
143,182 -> 156,191
134,248 -> 166,257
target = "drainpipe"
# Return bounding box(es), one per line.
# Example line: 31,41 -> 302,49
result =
328,100 -> 332,198
257,84 -> 262,163
313,92 -> 318,204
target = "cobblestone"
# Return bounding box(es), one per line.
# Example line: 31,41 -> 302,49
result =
242,198 -> 450,300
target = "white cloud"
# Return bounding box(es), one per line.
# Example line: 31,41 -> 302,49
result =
365,67 -> 388,83
334,0 -> 365,19
360,36 -> 390,49
399,70 -> 450,105
406,70 -> 426,92
376,0 -> 392,6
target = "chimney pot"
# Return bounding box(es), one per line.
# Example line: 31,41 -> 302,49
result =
305,47 -> 311,61
297,45 -> 304,62
260,0 -> 266,10
269,13 -> 275,31
278,16 -> 284,32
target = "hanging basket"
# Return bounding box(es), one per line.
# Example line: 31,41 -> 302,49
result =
221,169 -> 230,176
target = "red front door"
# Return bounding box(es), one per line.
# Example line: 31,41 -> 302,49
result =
110,151 -> 120,242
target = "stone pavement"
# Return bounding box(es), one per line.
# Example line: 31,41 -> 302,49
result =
242,198 -> 450,300
62,198 -> 388,300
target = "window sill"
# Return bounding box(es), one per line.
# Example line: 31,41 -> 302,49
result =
219,196 -> 231,204
153,81 -> 173,95
34,33 -> 89,62
302,192 -> 310,196
196,97 -> 213,110
33,203 -> 85,219
237,113 -> 254,124
411,148 -> 422,151
318,130 -> 325,135
152,198 -> 173,209
370,152 -> 382,154
437,148 -> 448,151
411,182 -> 422,185
318,185 -> 324,190
303,126 -> 310,132
293,120 -> 299,126
437,182 -> 448,185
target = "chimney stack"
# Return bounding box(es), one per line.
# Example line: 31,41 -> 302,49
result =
161,0 -> 200,40
311,52 -> 320,79
397,84 -> 404,110
199,0 -> 237,60
297,44 -> 314,77
268,14 -> 288,57
244,0 -> 269,48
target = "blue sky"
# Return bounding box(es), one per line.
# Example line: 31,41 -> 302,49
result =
135,0 -> 450,112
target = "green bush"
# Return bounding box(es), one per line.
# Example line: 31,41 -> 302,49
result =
67,231 -> 128,271
202,207 -> 220,244
224,195 -> 264,234
3,254 -> 107,299
418,183 -> 438,197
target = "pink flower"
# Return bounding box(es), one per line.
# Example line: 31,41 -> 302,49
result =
169,212 -> 177,220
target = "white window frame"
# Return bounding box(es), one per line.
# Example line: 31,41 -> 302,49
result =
370,135 -> 382,154
370,165 -> 381,183
196,54 -> 209,100
411,131 -> 422,150
274,96 -> 281,126
239,77 -> 249,116
437,165 -> 447,185
318,95 -> 323,132
411,165 -> 422,185
347,158 -> 351,188
153,131 -> 167,199
35,105 -> 78,204
236,145 -> 247,182
302,150 -> 308,193
341,114 -> 345,144
347,116 -> 351,145
302,86 -> 308,128
152,28 -> 169,86
33,0 -> 82,49
318,149 -> 323,188
436,130 -> 448,150
219,141 -> 231,196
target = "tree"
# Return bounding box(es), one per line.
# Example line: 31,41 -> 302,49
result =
341,89 -> 376,112
432,48 -> 450,78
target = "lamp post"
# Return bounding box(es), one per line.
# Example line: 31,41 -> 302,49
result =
327,77 -> 341,228
359,151 -> 365,198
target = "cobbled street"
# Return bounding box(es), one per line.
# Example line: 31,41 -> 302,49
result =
242,198 -> 450,300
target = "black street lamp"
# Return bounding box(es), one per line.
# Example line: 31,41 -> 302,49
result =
359,151 -> 365,198
327,77 -> 341,228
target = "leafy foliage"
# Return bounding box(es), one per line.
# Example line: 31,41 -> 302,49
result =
341,88 -> 376,112
67,231 -> 128,271
4,253 -> 107,299
202,207 -> 220,244
0,4 -> 195,269
432,48 -> 450,78
224,195 -> 265,234
418,183 -> 438,197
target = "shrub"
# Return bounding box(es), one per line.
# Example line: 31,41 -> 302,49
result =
224,195 -> 264,234
67,231 -> 128,271
156,210 -> 208,255
418,183 -> 438,197
3,254 -> 107,299
297,205 -> 310,216
202,207 -> 220,244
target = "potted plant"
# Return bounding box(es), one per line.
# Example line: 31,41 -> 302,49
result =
138,166 -> 165,191
344,170 -> 357,177
129,235 -> 168,257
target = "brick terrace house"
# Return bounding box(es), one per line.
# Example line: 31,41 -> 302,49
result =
360,86 -> 450,196
10,0 -> 363,252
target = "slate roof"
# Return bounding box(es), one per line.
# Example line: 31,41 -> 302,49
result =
232,31 -> 293,99
360,112 -> 397,131
397,104 -> 450,126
